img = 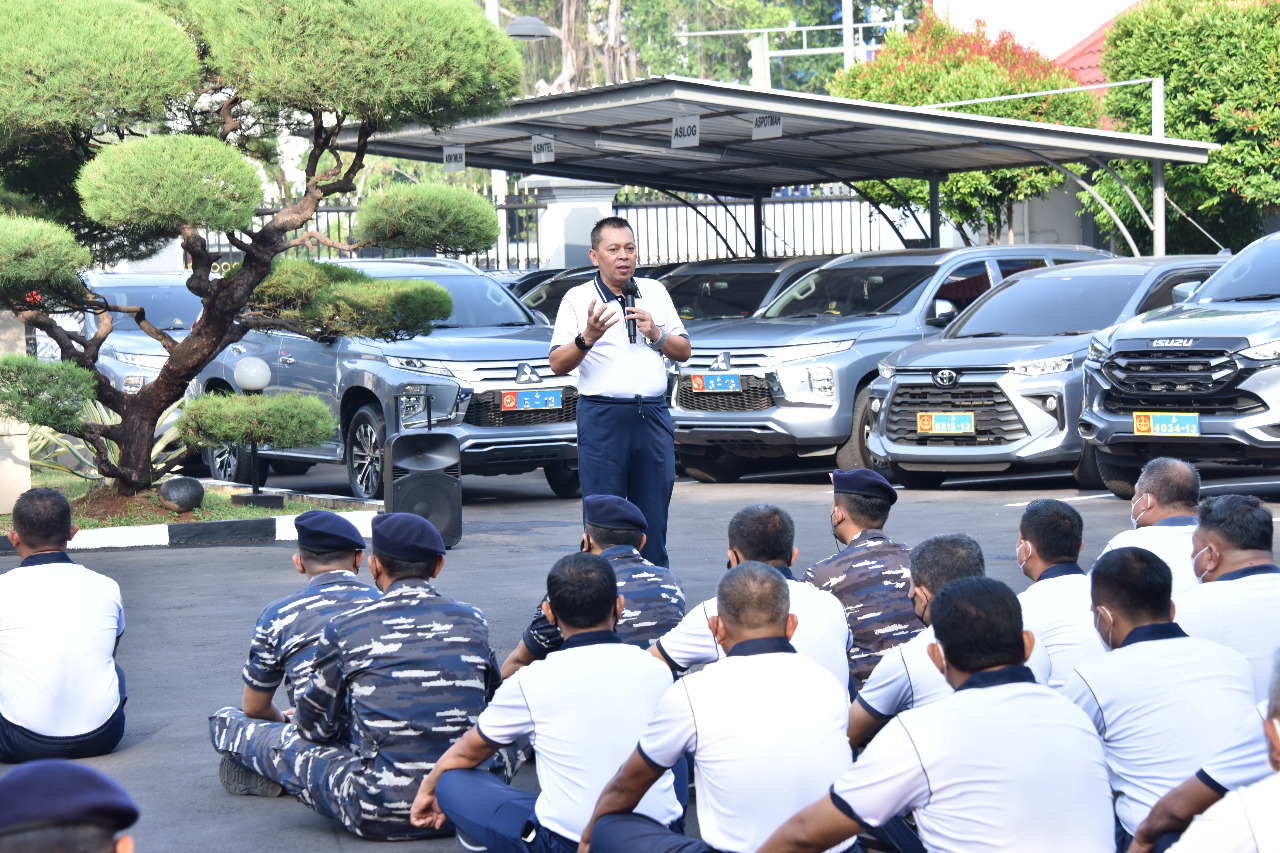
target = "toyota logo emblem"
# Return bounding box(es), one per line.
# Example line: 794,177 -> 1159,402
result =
933,369 -> 959,388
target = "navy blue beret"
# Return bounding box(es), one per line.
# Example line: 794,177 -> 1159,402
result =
295,510 -> 366,553
831,468 -> 897,505
583,494 -> 647,531
372,512 -> 446,561
0,760 -> 139,836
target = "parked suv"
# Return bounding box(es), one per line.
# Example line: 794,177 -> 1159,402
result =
670,245 -> 1112,482
868,256 -> 1227,489
661,256 -> 834,326
1081,234 -> 1280,498
197,261 -> 580,498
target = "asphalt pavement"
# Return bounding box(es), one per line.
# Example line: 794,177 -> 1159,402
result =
4,464 -> 1279,851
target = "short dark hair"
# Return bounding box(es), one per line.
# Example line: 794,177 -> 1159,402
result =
547,552 -> 618,629
590,216 -> 634,249
931,577 -> 1026,673
584,522 -> 644,550
11,488 -> 72,551
1197,494 -> 1273,553
297,547 -> 359,569
1019,499 -> 1083,564
726,504 -> 795,565
910,534 -> 984,594
717,561 -> 789,631
0,823 -> 116,853
1091,547 -> 1172,622
833,491 -> 892,529
372,551 -> 436,581
1137,457 -> 1200,510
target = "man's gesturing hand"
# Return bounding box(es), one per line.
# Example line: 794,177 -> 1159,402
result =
583,298 -> 619,345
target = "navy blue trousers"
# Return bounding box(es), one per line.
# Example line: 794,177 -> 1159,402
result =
591,813 -> 713,853
0,666 -> 126,763
435,769 -> 577,853
577,395 -> 676,568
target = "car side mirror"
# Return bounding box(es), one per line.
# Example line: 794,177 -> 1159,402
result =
926,298 -> 957,328
1171,281 -> 1201,304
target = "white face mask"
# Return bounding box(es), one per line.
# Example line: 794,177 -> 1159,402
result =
1192,545 -> 1212,584
1094,606 -> 1115,651
1131,493 -> 1151,529
1016,540 -> 1030,573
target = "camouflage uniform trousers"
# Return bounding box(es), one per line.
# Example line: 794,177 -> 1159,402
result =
210,707 -> 448,841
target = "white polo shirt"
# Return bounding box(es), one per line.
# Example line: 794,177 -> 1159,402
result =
1063,623 -> 1256,834
1017,563 -> 1106,689
550,275 -> 687,398
1098,516 -> 1199,594
832,667 -> 1113,853
474,631 -> 682,841
856,623 -> 1052,720
1198,700 -> 1271,794
654,571 -> 853,701
637,638 -> 855,853
1170,770 -> 1280,853
1175,565 -> 1280,701
0,554 -> 124,736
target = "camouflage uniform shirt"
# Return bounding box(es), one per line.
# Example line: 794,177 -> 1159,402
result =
522,545 -> 685,658
241,569 -> 379,706
801,529 -> 923,690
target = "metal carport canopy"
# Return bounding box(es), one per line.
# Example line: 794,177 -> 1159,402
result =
339,76 -> 1217,252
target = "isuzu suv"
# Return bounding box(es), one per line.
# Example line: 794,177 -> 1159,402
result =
670,245 -> 1112,482
197,261 -> 580,499
1081,233 -> 1280,498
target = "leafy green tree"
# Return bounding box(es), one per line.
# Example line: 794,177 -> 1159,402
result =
829,10 -> 1101,243
1085,0 -> 1280,253
177,393 -> 337,453
0,0 -> 520,495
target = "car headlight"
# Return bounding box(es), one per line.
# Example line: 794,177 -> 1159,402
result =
400,384 -> 429,422
775,340 -> 855,363
113,352 -> 169,369
385,356 -> 453,376
1240,339 -> 1280,362
1087,338 -> 1111,362
1011,356 -> 1073,377
877,361 -> 895,380
776,365 -> 836,403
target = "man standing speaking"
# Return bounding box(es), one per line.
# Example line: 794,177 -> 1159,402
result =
550,217 -> 690,567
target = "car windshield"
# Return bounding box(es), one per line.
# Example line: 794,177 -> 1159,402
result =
762,264 -> 937,319
663,272 -> 780,320
947,268 -> 1147,338
360,271 -> 532,326
87,285 -> 204,332
521,276 -> 594,323
1193,239 -> 1280,302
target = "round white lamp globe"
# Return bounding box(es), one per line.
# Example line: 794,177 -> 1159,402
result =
233,356 -> 271,392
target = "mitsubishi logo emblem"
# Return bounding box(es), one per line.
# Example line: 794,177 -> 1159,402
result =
710,352 -> 732,371
516,362 -> 542,384
933,369 -> 959,388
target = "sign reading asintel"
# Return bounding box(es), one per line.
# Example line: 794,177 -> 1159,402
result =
531,135 -> 555,165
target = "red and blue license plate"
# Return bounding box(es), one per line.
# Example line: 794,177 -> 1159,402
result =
1133,412 -> 1199,437
690,373 -> 741,393
917,412 -> 975,434
501,389 -> 563,410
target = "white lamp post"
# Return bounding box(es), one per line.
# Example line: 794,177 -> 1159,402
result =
232,357 -> 271,499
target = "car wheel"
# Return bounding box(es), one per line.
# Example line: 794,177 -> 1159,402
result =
835,387 -> 876,470
889,462 -> 945,490
202,443 -> 268,486
1093,450 -> 1139,499
678,450 -> 743,484
345,405 -> 386,500
1072,444 -> 1106,491
543,462 -> 581,499
270,459 -> 316,477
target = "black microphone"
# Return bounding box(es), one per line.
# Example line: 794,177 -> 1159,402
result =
622,280 -> 639,344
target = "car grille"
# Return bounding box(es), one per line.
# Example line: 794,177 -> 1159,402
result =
464,387 -> 578,426
1102,350 -> 1239,395
685,348 -> 786,370
886,385 -> 1028,445
675,375 -> 773,412
1101,392 -> 1266,417
447,358 -> 556,387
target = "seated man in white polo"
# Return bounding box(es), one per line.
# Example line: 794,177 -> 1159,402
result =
1098,457 -> 1201,594
0,488 -> 127,762
757,577 -> 1114,853
583,562 -> 854,853
1064,547 -> 1255,852
409,552 -> 683,852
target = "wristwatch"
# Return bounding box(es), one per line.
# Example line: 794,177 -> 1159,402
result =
575,333 -> 593,351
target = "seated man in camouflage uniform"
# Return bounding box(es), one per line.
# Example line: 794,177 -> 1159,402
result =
239,510 -> 378,722
802,468 -> 922,692
210,513 -> 501,841
501,494 -> 685,677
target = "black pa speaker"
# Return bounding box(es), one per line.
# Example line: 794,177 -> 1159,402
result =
384,432 -> 463,548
